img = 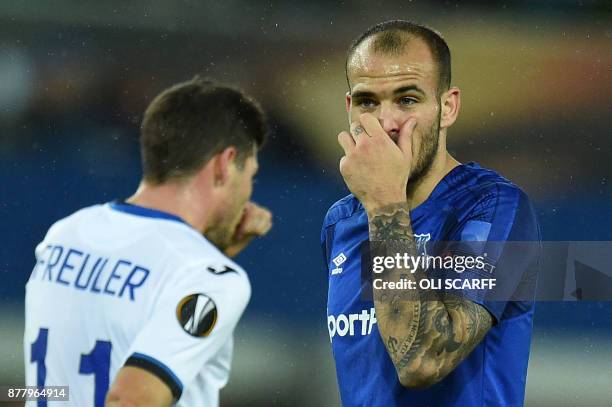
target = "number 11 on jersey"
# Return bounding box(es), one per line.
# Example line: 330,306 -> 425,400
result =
30,328 -> 112,407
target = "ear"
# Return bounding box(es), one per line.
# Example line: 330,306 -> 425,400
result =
345,91 -> 351,113
212,147 -> 237,187
440,87 -> 461,130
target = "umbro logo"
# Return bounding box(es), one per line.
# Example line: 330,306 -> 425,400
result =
207,265 -> 237,275
331,253 -> 347,275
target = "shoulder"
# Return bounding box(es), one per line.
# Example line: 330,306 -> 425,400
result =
128,229 -> 253,320
164,227 -> 250,293
448,163 -> 533,211
43,204 -> 105,238
322,193 -> 363,229
450,164 -> 539,240
77,203 -> 249,293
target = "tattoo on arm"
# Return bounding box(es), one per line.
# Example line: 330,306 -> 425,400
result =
368,202 -> 493,387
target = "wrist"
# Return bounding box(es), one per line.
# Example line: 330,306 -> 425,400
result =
364,197 -> 409,217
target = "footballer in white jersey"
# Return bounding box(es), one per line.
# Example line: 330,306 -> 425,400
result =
24,77 -> 271,407
25,202 -> 250,406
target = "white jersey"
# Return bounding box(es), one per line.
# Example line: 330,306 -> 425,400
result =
24,202 -> 251,407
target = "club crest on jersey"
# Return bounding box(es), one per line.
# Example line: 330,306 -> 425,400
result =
414,233 -> 431,256
176,293 -> 217,337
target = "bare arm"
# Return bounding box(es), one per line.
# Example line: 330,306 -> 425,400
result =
369,202 -> 492,389
105,366 -> 173,407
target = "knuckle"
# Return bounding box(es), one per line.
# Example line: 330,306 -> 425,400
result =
357,141 -> 369,152
339,159 -> 350,174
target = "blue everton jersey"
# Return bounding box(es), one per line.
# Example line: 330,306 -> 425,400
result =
321,162 -> 540,407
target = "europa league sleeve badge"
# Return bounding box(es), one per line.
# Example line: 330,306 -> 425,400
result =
176,293 -> 218,337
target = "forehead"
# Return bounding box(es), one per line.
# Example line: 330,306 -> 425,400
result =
347,36 -> 437,93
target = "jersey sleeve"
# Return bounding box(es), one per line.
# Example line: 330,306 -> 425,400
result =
321,212 -> 334,271
123,259 -> 250,400
443,183 -> 540,322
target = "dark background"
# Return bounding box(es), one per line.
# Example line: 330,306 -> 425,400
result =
1,1 -> 611,405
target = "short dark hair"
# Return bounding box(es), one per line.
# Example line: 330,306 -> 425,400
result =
346,20 -> 451,95
140,76 -> 267,184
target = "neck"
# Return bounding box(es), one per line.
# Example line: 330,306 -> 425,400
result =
407,151 -> 460,210
126,180 -> 211,233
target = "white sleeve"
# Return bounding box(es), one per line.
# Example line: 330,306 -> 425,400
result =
123,259 -> 250,400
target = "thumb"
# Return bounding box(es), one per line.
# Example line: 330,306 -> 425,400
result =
397,118 -> 417,157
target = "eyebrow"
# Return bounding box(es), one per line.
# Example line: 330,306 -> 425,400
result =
351,85 -> 426,99
393,85 -> 425,96
351,91 -> 377,99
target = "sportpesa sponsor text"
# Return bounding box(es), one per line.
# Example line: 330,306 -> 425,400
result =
327,307 -> 377,340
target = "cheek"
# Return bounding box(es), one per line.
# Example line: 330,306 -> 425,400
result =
426,103 -> 441,121
412,105 -> 437,122
410,129 -> 423,154
348,108 -> 360,123
244,183 -> 253,202
239,178 -> 253,204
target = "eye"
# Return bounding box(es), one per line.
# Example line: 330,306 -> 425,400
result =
356,98 -> 377,109
398,96 -> 417,106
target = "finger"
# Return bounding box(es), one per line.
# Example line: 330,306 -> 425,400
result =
234,216 -> 249,238
339,155 -> 348,175
256,208 -> 272,228
397,117 -> 417,156
244,201 -> 261,214
260,215 -> 273,235
338,131 -> 356,154
248,208 -> 272,235
237,203 -> 260,233
255,206 -> 271,217
247,214 -> 272,237
350,122 -> 368,143
359,113 -> 387,140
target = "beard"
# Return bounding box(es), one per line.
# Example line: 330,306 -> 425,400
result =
407,109 -> 441,185
205,221 -> 235,251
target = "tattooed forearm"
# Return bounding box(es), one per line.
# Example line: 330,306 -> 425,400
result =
368,202 -> 493,388
369,202 -> 415,242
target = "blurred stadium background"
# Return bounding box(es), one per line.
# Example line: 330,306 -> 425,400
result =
1,1 -> 611,406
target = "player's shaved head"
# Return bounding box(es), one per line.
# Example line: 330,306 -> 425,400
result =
370,30 -> 408,55
346,20 -> 451,95
140,76 -> 267,184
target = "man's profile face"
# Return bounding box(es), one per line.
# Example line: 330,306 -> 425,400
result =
346,36 -> 442,183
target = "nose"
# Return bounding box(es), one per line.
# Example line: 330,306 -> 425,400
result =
378,104 -> 402,136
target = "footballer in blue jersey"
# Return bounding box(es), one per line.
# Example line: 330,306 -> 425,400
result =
321,21 -> 540,407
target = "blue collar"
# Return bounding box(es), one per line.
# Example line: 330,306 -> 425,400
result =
109,201 -> 188,226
